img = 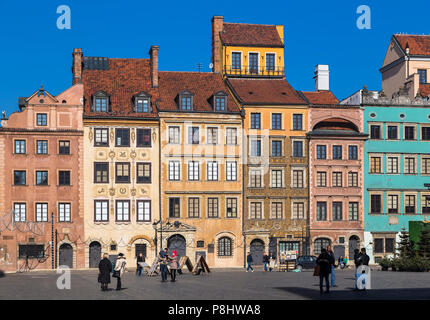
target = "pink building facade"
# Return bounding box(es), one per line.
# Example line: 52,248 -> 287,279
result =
307,105 -> 367,260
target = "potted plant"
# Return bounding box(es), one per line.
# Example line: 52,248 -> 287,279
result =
378,257 -> 391,271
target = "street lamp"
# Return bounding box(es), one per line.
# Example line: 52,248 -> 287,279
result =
152,219 -> 161,256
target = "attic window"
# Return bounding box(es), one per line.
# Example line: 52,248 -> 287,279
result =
92,91 -> 110,112
179,91 -> 193,111
134,92 -> 151,113
214,92 -> 227,111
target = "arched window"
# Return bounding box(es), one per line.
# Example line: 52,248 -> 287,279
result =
314,238 -> 331,255
218,237 -> 232,257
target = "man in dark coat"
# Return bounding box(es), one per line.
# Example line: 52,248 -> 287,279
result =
98,253 -> 112,291
316,248 -> 334,294
263,253 -> 269,272
327,245 -> 336,287
246,252 -> 254,272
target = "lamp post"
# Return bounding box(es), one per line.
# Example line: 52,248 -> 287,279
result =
152,219 -> 161,257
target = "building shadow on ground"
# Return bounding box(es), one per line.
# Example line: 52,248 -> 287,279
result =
275,287 -> 430,300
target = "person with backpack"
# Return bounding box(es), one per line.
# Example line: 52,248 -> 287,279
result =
316,248 -> 334,294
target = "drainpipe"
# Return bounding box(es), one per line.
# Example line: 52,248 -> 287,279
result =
241,107 -> 246,268
306,131 -> 311,255
158,119 -> 162,257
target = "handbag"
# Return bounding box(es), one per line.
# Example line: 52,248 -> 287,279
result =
313,264 -> 320,276
112,270 -> 120,278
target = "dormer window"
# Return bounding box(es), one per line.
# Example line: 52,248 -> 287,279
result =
133,92 -> 152,113
214,92 -> 227,111
92,91 -> 110,112
179,91 -> 193,110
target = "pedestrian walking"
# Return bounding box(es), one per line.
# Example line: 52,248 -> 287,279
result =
268,252 -> 276,272
113,253 -> 127,291
136,253 -> 144,276
169,250 -> 179,282
263,253 -> 269,272
355,248 -> 370,290
98,253 -> 112,291
353,248 -> 361,289
316,248 -> 334,294
327,245 -> 336,287
246,252 -> 254,272
159,248 -> 169,282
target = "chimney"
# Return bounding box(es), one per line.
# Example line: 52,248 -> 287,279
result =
149,45 -> 159,88
72,48 -> 83,85
314,64 -> 330,91
211,16 -> 223,73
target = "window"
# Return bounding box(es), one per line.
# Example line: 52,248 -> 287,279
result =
135,98 -> 150,113
59,141 -> 70,154
218,237 -> 232,257
405,126 -> 415,140
215,95 -> 227,111
168,161 -> 180,181
422,127 -> 430,141
207,127 -> 218,145
14,171 -> 26,185
374,239 -> 384,253
293,114 -> 303,131
115,128 -> 130,147
116,200 -> 130,222
250,202 -> 263,219
36,140 -> 48,154
232,52 -> 241,70
349,202 -> 359,221
292,202 -> 305,220
405,195 -> 416,214
207,198 -> 219,218
207,161 -> 218,181
422,158 -> 430,175
94,128 -> 109,146
332,146 -> 342,160
387,195 -> 399,214
404,157 -> 416,174
188,127 -> 199,144
94,97 -> 108,112
136,129 -> 151,147
14,140 -> 26,154
348,172 -> 358,187
226,198 -> 237,218
271,141 -> 282,157
250,113 -> 261,129
271,170 -> 282,188
370,157 -> 381,174
387,126 -> 398,140
169,198 -> 180,218
272,113 -> 282,130
385,238 -> 395,253
58,171 -> 71,186
94,200 -> 109,222
271,202 -> 283,219
14,203 -> 26,222
226,161 -> 237,181
266,53 -> 275,71
115,163 -> 130,183
137,200 -> 151,222
136,163 -> 151,183
370,195 -> 382,214
58,203 -> 71,222
249,53 -> 258,74
36,171 -> 48,185
348,146 -> 358,160
249,169 -> 262,188
36,203 -> 48,222
168,126 -> 180,144
94,162 -> 109,183
387,157 -> 399,174
317,145 -> 326,159
18,245 -> 44,259
36,113 -> 47,126
317,172 -> 326,187
280,241 -> 300,253
250,139 -> 261,157
370,125 -> 381,139
292,170 -> 304,188
188,161 -> 200,181
418,69 -> 427,84
316,202 -> 327,221
332,172 -> 342,187
180,95 -> 193,110
422,195 -> 430,214
293,141 -> 303,157
188,198 -> 200,218
226,128 -> 237,145
333,202 -> 342,221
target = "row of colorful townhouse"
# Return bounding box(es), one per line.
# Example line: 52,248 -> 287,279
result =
0,17 -> 430,272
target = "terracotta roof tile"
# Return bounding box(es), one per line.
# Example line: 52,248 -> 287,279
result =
220,23 -> 283,47
227,78 -> 305,105
420,84 -> 430,97
82,58 -> 159,118
157,72 -> 240,113
299,90 -> 339,105
394,34 -> 430,56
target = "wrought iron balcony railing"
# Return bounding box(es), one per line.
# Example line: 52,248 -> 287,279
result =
224,65 -> 285,77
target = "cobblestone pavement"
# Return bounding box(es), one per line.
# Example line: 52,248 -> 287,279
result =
1,267 -> 430,300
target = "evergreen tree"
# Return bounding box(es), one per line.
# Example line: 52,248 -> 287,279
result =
417,228 -> 430,260
396,229 -> 415,259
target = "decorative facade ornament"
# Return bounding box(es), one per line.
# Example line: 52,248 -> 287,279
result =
152,130 -> 157,142
131,188 -> 137,196
109,188 -> 115,196
110,128 -> 114,143
119,187 -> 127,195
130,150 -> 136,159
88,127 -> 93,141
109,151 -> 115,159
131,128 -> 136,143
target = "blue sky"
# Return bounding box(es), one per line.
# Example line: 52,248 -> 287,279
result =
0,0 -> 428,115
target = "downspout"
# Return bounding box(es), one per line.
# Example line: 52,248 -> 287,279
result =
158,105 -> 162,257
241,106 -> 246,268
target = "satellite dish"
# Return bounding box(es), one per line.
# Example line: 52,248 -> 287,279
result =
209,63 -> 214,69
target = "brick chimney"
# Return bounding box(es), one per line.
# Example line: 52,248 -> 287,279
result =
212,16 -> 223,73
72,48 -> 83,85
149,46 -> 159,88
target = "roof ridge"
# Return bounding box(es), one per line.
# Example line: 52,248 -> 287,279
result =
223,22 -> 278,27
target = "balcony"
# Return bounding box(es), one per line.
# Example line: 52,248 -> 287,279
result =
224,65 -> 285,78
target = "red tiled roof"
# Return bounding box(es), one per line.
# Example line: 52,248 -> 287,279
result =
157,72 -> 240,113
226,78 -> 305,105
220,23 -> 283,47
82,58 -> 159,118
299,90 -> 339,105
394,34 -> 430,56
420,84 -> 430,97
